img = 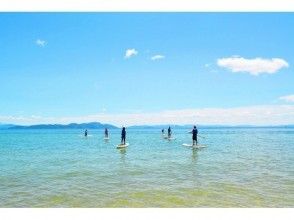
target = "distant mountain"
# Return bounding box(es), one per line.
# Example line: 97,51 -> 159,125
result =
127,124 -> 249,129
0,123 -> 15,129
128,124 -> 194,129
4,122 -> 294,130
127,124 -> 234,129
128,124 -> 294,129
284,124 -> 294,128
9,122 -> 118,129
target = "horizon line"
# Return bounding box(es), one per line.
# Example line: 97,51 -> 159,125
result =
2,121 -> 294,128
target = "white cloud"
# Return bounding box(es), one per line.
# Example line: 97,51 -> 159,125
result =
36,39 -> 46,47
151,55 -> 165,60
279,94 -> 294,103
217,56 -> 289,76
125,49 -> 138,59
1,105 -> 294,126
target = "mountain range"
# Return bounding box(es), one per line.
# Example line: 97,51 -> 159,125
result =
0,122 -> 294,130
2,122 -> 118,129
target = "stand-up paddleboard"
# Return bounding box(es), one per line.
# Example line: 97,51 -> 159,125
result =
182,143 -> 206,148
104,137 -> 110,140
116,143 -> 129,149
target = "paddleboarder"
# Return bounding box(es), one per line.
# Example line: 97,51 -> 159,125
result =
168,126 -> 171,138
192,126 -> 198,145
105,128 -> 108,138
121,127 -> 126,145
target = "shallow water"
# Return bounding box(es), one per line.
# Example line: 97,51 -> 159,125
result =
0,128 -> 293,207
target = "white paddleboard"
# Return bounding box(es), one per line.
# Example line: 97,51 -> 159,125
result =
116,143 -> 129,149
104,137 -> 110,140
182,143 -> 206,148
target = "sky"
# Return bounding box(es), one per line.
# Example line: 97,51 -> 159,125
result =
0,13 -> 293,125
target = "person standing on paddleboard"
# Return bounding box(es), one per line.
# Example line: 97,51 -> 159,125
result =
168,126 -> 171,138
192,126 -> 198,145
84,129 -> 88,137
105,128 -> 108,138
121,127 -> 126,145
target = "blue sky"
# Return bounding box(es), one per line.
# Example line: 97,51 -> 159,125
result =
0,13 -> 293,125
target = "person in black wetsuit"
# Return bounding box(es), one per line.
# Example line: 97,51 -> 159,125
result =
105,128 -> 108,138
121,127 -> 126,145
168,126 -> 171,138
84,129 -> 88,137
192,126 -> 198,146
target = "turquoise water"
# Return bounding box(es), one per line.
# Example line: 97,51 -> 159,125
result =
0,128 -> 293,207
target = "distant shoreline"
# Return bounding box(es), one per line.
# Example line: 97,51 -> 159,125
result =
1,122 -> 294,130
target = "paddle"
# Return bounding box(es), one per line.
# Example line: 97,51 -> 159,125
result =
187,130 -> 206,139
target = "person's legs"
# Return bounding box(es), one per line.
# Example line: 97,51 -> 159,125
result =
192,134 -> 196,145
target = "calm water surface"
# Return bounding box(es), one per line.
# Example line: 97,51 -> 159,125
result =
0,128 -> 293,207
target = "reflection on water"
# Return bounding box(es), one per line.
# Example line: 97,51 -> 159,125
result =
191,148 -> 198,162
118,148 -> 127,164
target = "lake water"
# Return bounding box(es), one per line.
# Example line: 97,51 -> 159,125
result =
0,128 -> 293,207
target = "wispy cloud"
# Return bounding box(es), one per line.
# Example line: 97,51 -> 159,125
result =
1,105 -> 294,126
151,55 -> 165,61
217,56 -> 289,76
35,39 -> 46,47
125,49 -> 138,59
279,94 -> 294,103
